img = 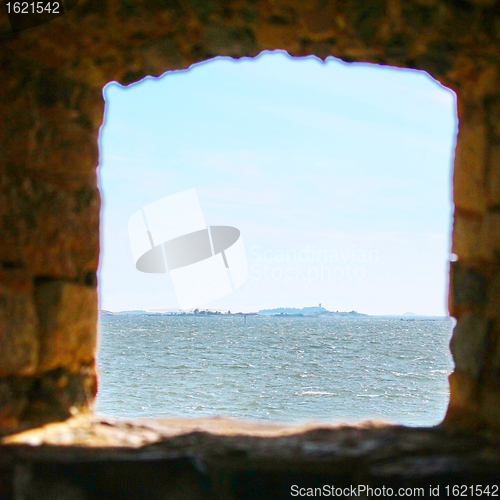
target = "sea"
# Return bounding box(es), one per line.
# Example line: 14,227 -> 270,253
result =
95,315 -> 454,427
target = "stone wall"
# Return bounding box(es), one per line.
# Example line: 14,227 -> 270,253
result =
3,415 -> 500,499
1,0 -> 500,433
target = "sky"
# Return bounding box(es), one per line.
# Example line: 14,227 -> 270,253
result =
98,50 -> 457,316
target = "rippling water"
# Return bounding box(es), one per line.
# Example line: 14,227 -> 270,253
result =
95,316 -> 454,426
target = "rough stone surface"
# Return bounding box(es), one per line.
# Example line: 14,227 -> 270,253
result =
452,210 -> 500,263
0,364 -> 97,433
0,377 -> 32,429
450,312 -> 490,379
479,381 -> 500,429
1,416 -> 500,499
34,281 -> 97,373
487,143 -> 500,207
0,288 -> 38,378
446,370 -> 483,432
453,103 -> 488,215
452,213 -> 484,261
486,269 -> 500,319
481,213 -> 500,261
0,171 -> 100,278
449,262 -> 486,316
1,0 -> 500,434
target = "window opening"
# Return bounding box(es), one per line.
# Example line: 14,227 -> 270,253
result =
97,50 -> 457,426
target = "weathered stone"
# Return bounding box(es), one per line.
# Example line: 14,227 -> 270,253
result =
0,289 -> 38,377
488,334 -> 500,379
0,172 -> 100,278
2,416 -> 500,499
2,0 -> 500,434
0,364 -> 97,433
487,143 -> 500,207
449,263 -> 486,318
478,381 -> 500,431
453,103 -> 488,215
453,209 -> 500,264
0,377 -> 33,428
480,212 -> 500,261
451,211 -> 483,260
445,370 -> 482,432
34,281 -> 97,373
486,94 -> 500,139
449,57 -> 499,103
450,312 -> 490,379
486,269 -> 500,319
21,364 -> 97,426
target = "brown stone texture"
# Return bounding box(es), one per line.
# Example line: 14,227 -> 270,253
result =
445,370 -> 483,432
1,0 -> 500,433
0,283 -> 38,378
453,103 -> 488,216
0,363 -> 97,432
2,416 -> 500,498
450,312 -> 490,379
0,171 -> 100,278
35,281 -> 97,373
487,143 -> 500,206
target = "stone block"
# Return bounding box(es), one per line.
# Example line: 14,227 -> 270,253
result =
486,94 -> 500,139
486,269 -> 500,319
22,363 -> 98,425
479,212 -> 500,261
0,376 -> 33,428
487,143 -> 500,207
449,263 -> 486,318
452,211 -> 483,260
479,382 -> 500,431
34,281 -> 97,373
0,265 -> 32,294
444,371 -> 482,431
449,57 -> 499,103
452,209 -> 500,263
0,72 -> 102,178
0,364 -> 97,431
0,171 -> 100,278
453,104 -> 488,215
450,312 -> 490,379
0,289 -> 38,377
469,64 -> 499,102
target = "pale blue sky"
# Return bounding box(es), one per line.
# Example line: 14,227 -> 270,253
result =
98,50 -> 457,315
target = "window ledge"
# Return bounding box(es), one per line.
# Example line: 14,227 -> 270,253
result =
1,414 -> 500,498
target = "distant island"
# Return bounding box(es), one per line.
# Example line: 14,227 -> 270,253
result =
258,306 -> 367,317
99,308 -> 448,320
100,306 -> 368,318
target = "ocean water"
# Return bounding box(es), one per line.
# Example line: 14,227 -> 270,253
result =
95,316 -> 454,426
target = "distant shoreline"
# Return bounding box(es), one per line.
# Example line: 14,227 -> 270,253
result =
100,306 -> 366,318
99,308 -> 449,319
